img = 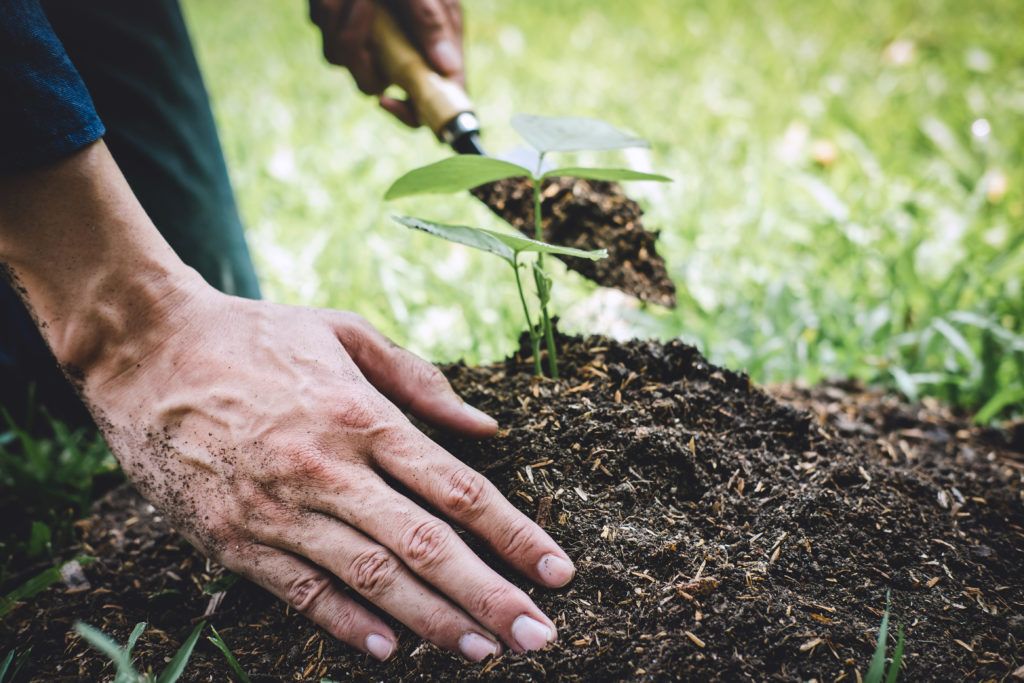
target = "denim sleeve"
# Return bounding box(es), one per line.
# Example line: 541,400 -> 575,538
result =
0,0 -> 105,174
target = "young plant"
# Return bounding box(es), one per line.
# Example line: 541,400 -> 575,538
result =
864,591 -> 906,683
74,620 -> 206,683
207,625 -> 251,683
384,114 -> 671,377
0,646 -> 31,683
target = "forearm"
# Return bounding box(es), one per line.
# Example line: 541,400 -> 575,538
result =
0,141 -> 202,380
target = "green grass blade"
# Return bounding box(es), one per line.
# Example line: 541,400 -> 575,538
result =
884,626 -> 906,683
155,621 -> 206,683
207,626 -> 251,683
74,622 -> 132,674
865,593 -> 892,683
0,650 -> 14,682
384,156 -> 530,200
1,567 -> 60,617
0,556 -> 96,617
511,114 -> 649,153
975,386 -> 1024,424
125,622 -> 147,659
542,167 -> 672,183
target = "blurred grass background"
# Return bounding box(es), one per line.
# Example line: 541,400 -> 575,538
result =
182,0 -> 1024,418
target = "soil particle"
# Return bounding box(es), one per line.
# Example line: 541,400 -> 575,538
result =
2,336 -> 1021,681
472,178 -> 677,307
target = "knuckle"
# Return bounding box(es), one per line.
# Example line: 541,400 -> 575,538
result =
285,572 -> 332,614
285,443 -> 336,482
410,1 -> 447,32
497,520 -> 538,558
444,467 -> 489,517
332,396 -> 387,434
469,582 -> 516,623
414,360 -> 450,392
401,518 -> 453,570
419,603 -> 455,642
348,548 -> 400,598
325,601 -> 360,637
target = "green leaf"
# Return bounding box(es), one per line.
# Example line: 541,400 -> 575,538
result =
202,573 -> 239,595
884,626 -> 906,683
75,622 -> 133,676
512,114 -> 649,153
392,216 -> 607,263
0,556 -> 96,617
975,386 -> 1024,424
125,623 -> 147,659
865,592 -> 892,683
208,626 -> 251,683
0,650 -> 15,682
156,621 -> 206,683
384,156 -> 530,200
542,167 -> 672,183
26,521 -> 51,558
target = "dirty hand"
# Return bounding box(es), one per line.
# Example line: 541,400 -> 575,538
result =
0,142 -> 573,663
310,0 -> 464,127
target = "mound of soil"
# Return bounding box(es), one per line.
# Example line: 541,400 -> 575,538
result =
473,178 -> 677,307
2,336 -> 1022,681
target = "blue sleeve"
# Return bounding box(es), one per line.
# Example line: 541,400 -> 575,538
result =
0,0 -> 105,174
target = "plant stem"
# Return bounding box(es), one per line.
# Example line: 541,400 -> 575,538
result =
532,170 -> 559,379
512,257 -> 542,376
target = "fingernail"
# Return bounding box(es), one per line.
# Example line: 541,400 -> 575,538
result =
459,631 -> 500,662
511,615 -> 554,652
537,553 -> 575,587
430,39 -> 461,74
462,402 -> 498,428
365,633 -> 394,661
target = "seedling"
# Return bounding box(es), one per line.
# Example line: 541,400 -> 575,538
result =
385,114 -> 671,377
864,591 -> 906,683
207,625 -> 251,683
74,620 -> 206,683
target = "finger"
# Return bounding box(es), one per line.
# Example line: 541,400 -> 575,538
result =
324,0 -> 385,94
225,543 -> 397,661
375,426 -> 575,590
379,96 -> 420,128
328,312 -> 497,438
402,0 -> 463,81
318,477 -> 558,653
261,511 -> 502,661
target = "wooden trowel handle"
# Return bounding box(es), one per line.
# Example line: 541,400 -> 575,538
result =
371,4 -> 473,138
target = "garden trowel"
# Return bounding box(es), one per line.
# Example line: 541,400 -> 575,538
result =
371,5 -> 677,307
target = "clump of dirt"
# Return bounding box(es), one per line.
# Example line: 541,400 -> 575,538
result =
2,336 -> 1022,681
473,178 -> 677,307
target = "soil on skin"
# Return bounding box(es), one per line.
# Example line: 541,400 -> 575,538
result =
2,336 -> 1022,681
472,178 -> 677,308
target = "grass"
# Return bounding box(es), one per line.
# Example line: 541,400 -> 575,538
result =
179,0 -> 1023,420
74,620 -> 206,683
0,409 -> 117,584
865,591 -> 906,683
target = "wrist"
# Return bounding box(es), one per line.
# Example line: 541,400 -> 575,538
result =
0,141 -> 209,381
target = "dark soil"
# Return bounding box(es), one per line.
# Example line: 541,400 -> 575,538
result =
2,336 -> 1022,681
473,178 -> 677,307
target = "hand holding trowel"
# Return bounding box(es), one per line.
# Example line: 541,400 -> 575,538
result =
370,2 -> 677,307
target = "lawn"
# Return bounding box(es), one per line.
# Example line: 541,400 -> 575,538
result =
182,0 -> 1024,417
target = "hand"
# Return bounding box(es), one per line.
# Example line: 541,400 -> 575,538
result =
310,0 -> 464,127
0,143 -> 573,663
84,285 -> 574,661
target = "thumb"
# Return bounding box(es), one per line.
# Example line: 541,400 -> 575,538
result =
328,312 -> 497,437
403,0 -> 463,80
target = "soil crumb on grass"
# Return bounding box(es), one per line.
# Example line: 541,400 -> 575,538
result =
2,336 -> 1021,681
473,178 -> 677,308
